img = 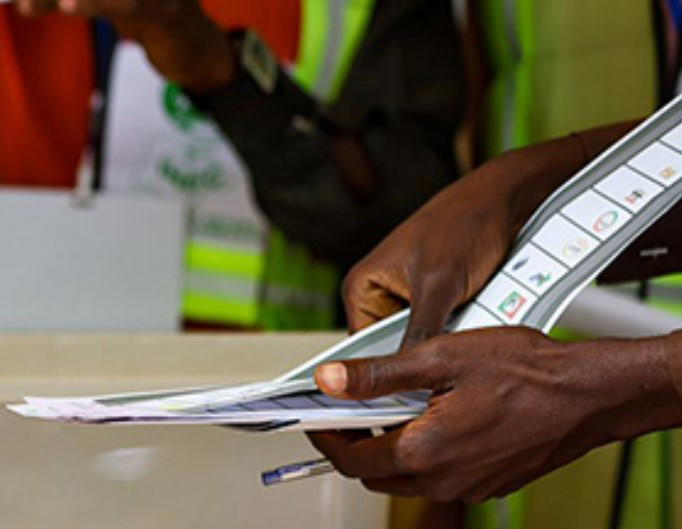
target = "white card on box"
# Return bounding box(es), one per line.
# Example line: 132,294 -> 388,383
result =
0,189 -> 184,331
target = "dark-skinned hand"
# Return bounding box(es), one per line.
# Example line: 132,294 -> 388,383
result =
342,156 -> 522,348
341,123 -> 643,345
310,327 -> 682,502
309,133 -> 609,502
310,125 -> 655,503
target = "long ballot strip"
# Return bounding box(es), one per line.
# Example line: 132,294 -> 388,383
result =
9,95 -> 682,431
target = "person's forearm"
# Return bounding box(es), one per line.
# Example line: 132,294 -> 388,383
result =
103,6 -> 236,93
665,330 -> 682,406
564,332 -> 682,444
193,75 -> 454,265
141,23 -> 235,93
616,332 -> 682,439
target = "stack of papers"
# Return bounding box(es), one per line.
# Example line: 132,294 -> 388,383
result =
9,382 -> 429,432
9,309 -> 428,431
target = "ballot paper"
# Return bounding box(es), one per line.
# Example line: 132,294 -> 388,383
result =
9,390 -> 429,432
8,94 -> 682,431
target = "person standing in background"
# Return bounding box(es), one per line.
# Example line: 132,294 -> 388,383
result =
7,0 -> 465,334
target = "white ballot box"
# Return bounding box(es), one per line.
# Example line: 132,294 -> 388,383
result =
0,334 -> 389,529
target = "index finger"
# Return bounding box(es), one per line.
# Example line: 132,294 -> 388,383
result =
342,266 -> 409,333
308,427 -> 409,480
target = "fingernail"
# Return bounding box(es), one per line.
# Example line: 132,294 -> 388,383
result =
317,363 -> 347,395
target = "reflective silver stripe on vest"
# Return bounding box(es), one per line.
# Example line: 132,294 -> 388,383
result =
315,0 -> 347,99
264,284 -> 335,311
451,0 -> 467,29
186,271 -> 261,301
502,0 -> 521,151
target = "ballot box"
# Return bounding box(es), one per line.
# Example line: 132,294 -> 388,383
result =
0,334 -> 389,529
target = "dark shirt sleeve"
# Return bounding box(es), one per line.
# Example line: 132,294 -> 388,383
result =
665,331 -> 682,403
190,0 -> 464,268
191,72 -> 455,268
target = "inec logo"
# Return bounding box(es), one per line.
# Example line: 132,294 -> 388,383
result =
158,146 -> 227,193
157,83 -> 231,194
163,83 -> 207,132
158,145 -> 228,193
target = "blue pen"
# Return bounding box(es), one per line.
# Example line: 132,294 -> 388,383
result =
261,458 -> 335,486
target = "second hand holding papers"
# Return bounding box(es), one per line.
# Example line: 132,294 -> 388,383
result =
9,94 -> 682,432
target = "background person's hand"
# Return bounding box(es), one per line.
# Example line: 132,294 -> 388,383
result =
310,327 -> 682,502
15,0 -> 235,92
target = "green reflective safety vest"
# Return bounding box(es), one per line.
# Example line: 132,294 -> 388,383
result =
102,44 -> 272,329
183,233 -> 266,328
185,0 -> 377,331
474,2 -> 682,529
479,0 -> 657,157
292,0 -> 376,103
143,81 -> 267,329
184,228 -> 340,330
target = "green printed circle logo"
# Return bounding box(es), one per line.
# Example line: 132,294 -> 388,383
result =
157,144 -> 230,194
163,83 -> 207,132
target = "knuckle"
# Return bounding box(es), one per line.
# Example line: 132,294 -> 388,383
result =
416,270 -> 450,293
420,268 -> 468,301
423,335 -> 453,357
356,358 -> 396,396
394,431 -> 433,474
412,340 -> 450,373
366,360 -> 389,395
342,262 -> 368,299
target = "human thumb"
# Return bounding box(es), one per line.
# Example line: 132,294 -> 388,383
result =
314,352 -> 447,401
